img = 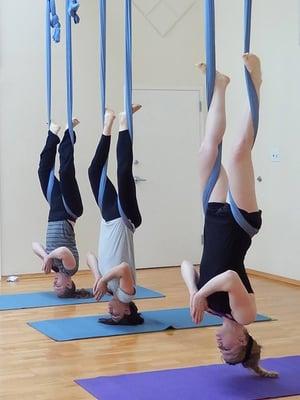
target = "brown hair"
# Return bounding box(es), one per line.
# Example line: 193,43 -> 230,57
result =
57,281 -> 93,299
98,301 -> 144,326
225,331 -> 279,378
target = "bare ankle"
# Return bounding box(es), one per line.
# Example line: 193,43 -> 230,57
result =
50,122 -> 61,136
119,112 -> 128,131
103,109 -> 116,135
119,104 -> 142,131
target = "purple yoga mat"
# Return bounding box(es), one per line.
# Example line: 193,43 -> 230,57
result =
76,356 -> 300,400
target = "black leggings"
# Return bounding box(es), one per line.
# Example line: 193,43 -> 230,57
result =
88,130 -> 142,228
38,130 -> 83,222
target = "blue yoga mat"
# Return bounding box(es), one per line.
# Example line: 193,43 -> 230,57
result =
28,307 -> 272,341
0,286 -> 164,311
75,356 -> 300,400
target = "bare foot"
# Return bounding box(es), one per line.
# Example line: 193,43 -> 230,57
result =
65,118 -> 80,131
132,104 -> 142,114
243,53 -> 262,92
72,118 -> 80,129
50,122 -> 61,135
196,63 -> 230,87
103,109 -> 116,136
119,104 -> 142,131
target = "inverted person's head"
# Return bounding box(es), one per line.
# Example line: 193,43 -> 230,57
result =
216,324 -> 278,378
99,299 -> 144,325
53,272 -> 75,297
53,273 -> 92,298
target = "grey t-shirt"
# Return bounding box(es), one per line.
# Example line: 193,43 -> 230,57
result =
46,220 -> 79,276
98,217 -> 136,298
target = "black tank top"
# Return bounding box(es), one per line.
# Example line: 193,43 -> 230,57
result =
198,202 -> 262,316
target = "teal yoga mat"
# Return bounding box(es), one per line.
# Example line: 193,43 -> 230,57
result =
28,307 -> 272,341
0,286 -> 164,310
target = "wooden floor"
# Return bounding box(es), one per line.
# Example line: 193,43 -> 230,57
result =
0,267 -> 299,400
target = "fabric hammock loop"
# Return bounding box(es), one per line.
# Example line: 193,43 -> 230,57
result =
124,0 -> 133,141
68,0 -> 80,24
97,0 -> 135,232
202,0 -> 219,214
243,0 -> 259,141
204,0 -> 216,109
98,0 -> 107,208
49,0 -> 61,43
45,0 -> 60,204
99,0 -> 106,125
65,0 -> 80,145
202,0 -> 259,238
45,0 -> 80,219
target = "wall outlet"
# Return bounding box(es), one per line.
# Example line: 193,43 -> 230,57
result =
271,148 -> 280,162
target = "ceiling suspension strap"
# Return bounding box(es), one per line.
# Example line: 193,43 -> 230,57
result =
202,0 -> 222,214
97,0 -> 108,209
45,0 -> 61,204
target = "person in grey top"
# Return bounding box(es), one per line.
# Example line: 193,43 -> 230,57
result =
32,119 -> 89,298
87,105 -> 144,325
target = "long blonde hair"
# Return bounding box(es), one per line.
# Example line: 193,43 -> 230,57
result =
225,331 -> 279,378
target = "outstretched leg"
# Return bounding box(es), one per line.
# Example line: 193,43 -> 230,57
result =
88,110 -> 120,222
38,123 -> 61,201
117,105 -> 142,229
198,64 -> 230,203
228,54 -> 262,212
58,119 -> 83,219
38,123 -> 70,221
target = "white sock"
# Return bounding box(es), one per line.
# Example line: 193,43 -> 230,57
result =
50,122 -> 61,135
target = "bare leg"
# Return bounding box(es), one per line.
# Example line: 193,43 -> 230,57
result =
32,242 -> 47,260
181,260 -> 199,296
228,54 -> 262,212
209,165 -> 229,203
198,64 -> 230,202
103,109 -> 116,136
86,252 -> 102,281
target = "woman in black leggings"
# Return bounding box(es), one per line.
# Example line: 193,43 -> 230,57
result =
87,105 -> 144,325
32,120 -> 88,298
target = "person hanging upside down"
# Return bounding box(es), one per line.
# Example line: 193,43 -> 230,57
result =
32,120 -> 90,298
87,105 -> 144,325
181,54 -> 278,377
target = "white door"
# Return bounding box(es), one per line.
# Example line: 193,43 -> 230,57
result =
133,89 -> 203,268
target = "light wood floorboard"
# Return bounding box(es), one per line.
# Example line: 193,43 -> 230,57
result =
0,267 -> 299,399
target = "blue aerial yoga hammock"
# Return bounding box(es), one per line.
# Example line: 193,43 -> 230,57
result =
202,0 -> 259,238
45,0 -> 61,204
98,0 -> 135,232
124,0 -> 134,141
45,0 -> 81,219
65,0 -> 80,145
98,0 -> 107,210
61,0 -> 80,219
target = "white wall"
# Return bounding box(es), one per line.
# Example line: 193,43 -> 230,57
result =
0,0 -> 203,275
0,0 -> 299,280
213,0 -> 300,280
